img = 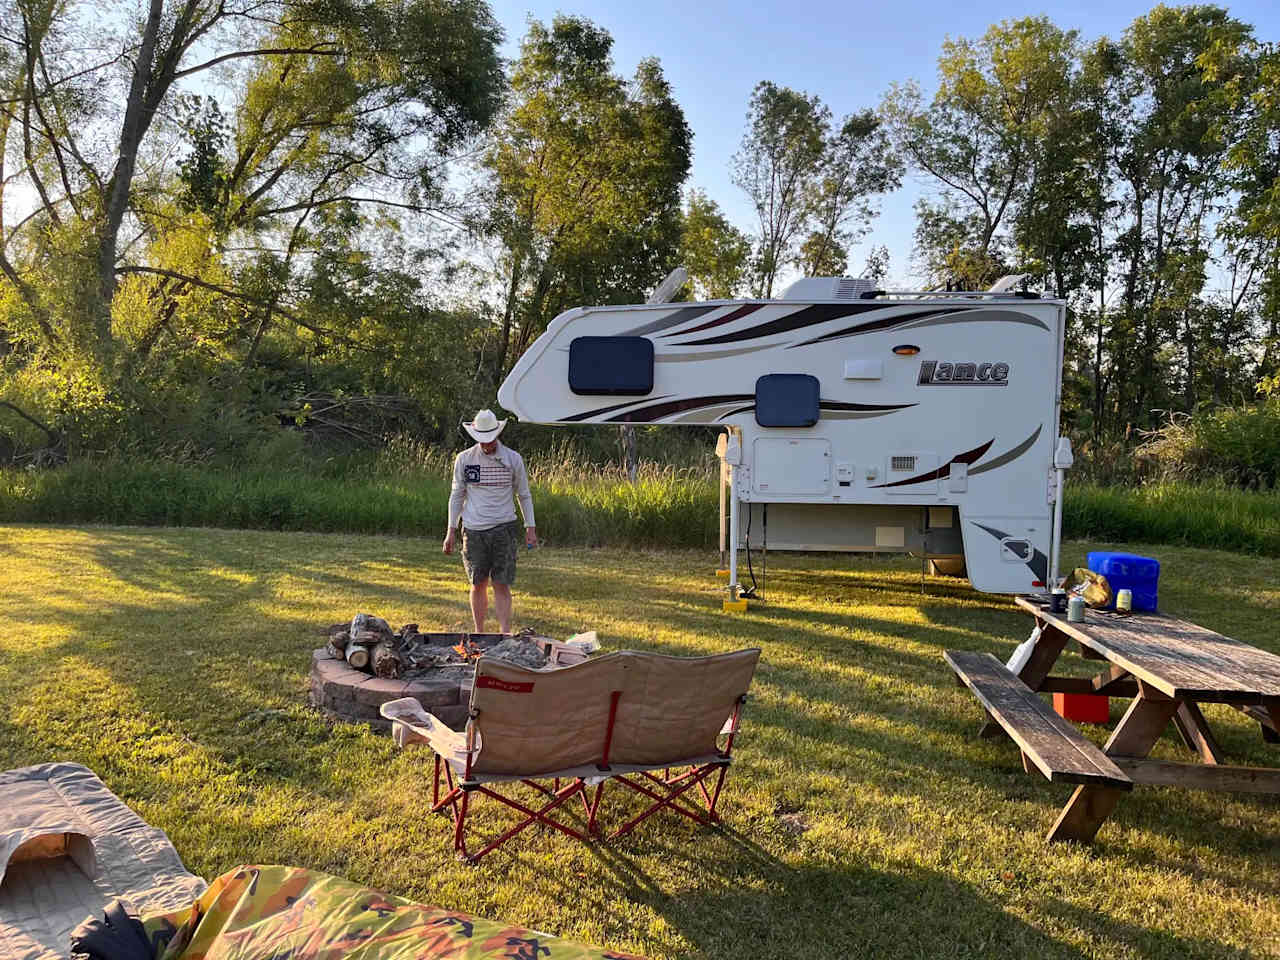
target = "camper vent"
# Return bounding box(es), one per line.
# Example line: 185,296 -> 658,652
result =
891,455 -> 917,472
836,278 -> 862,299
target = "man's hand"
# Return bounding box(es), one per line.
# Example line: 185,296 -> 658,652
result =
525,527 -> 538,549
443,530 -> 456,554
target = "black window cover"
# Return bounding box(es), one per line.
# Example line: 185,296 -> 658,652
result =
755,374 -> 820,427
568,336 -> 655,396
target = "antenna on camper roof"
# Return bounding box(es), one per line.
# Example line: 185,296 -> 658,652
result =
647,267 -> 688,305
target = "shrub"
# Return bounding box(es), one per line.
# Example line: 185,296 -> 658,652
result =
1137,400 -> 1280,489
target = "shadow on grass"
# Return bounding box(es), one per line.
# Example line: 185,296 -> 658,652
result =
4,529 -> 1280,957
586,833 -> 1085,959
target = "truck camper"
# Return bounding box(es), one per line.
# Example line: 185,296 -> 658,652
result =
498,276 -> 1072,598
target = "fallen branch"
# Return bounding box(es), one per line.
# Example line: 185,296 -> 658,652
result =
0,401 -> 58,445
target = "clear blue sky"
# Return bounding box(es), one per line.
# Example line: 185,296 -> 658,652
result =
485,0 -> 1280,287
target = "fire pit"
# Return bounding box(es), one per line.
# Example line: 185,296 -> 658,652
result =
309,614 -> 595,731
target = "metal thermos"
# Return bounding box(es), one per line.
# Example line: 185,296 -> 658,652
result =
1067,596 -> 1086,622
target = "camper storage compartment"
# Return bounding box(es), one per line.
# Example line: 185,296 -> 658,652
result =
568,336 -> 654,395
751,438 -> 830,495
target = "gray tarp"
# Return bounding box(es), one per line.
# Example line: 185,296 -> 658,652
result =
0,763 -> 205,960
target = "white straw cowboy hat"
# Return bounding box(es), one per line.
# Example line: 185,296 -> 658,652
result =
463,408 -> 507,443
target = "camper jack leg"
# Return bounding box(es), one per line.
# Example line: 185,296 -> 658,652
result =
716,456 -> 730,580
723,488 -> 747,613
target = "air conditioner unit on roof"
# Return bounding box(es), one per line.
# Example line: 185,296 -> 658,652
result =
781,277 -> 876,301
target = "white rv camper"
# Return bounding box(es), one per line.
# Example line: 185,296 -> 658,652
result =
498,276 -> 1070,597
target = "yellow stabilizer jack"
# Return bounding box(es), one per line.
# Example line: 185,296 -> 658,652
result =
722,599 -> 749,613
715,569 -> 730,579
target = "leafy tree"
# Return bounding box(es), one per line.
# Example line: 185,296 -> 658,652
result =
0,0 -> 504,454
797,232 -> 848,278
1098,5 -> 1252,426
732,84 -> 897,294
679,190 -> 750,299
910,198 -> 1012,289
796,111 -> 902,277
860,244 -> 890,283
482,16 -> 691,379
883,17 -> 1078,283
1200,30 -> 1280,378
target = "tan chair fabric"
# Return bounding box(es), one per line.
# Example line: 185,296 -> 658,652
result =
381,697 -> 479,770
0,763 -> 206,960
466,648 -> 760,778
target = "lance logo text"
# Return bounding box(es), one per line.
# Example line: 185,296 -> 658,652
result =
917,360 -> 1010,386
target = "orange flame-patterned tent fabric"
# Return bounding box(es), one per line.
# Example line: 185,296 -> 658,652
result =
143,864 -> 648,960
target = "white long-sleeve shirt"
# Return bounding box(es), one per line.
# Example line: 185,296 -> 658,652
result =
447,442 -> 535,532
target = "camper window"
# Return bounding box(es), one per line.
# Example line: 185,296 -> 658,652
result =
754,374 -> 820,427
568,336 -> 655,395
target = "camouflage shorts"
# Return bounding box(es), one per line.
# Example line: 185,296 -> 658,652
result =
461,521 -> 521,586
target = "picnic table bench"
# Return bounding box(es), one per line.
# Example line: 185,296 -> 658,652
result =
947,596 -> 1280,843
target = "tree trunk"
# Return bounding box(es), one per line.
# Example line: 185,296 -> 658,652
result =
494,253 -> 524,382
619,424 -> 638,482
1183,313 -> 1196,412
96,0 -> 165,341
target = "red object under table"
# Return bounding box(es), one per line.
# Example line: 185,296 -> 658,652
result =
1053,692 -> 1110,724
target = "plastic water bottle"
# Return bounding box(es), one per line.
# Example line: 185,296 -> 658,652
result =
1007,625 -> 1041,675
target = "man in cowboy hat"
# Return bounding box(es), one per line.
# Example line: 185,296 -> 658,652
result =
444,409 -> 537,633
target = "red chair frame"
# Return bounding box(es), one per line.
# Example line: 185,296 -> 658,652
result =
426,690 -> 747,863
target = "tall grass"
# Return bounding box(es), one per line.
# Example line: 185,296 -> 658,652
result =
4,455 -> 1280,556
0,454 -> 721,548
1065,481 -> 1280,556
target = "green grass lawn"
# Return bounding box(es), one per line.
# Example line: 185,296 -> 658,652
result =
2,525 -> 1279,958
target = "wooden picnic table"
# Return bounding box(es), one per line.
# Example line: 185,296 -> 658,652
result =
946,596 -> 1280,843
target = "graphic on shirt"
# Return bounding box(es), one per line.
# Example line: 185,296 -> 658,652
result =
464,465 -> 481,483
476,463 -> 512,486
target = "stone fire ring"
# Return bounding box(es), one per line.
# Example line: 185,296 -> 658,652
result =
309,649 -> 472,731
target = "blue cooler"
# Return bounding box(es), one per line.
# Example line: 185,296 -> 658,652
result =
1087,551 -> 1160,611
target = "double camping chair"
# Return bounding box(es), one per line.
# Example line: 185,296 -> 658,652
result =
381,647 -> 761,863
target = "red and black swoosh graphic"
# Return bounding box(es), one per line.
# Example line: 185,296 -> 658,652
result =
871,438 -> 995,489
788,309 -> 969,348
674,303 -> 887,346
716,399 -> 919,420
660,303 -> 765,339
619,305 -> 719,337
561,396 -> 916,424
603,394 -> 754,422
673,304 -> 978,347
558,397 -> 673,422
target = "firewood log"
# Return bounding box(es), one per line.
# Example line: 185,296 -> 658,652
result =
325,640 -> 346,660
371,640 -> 402,679
345,644 -> 370,670
350,612 -> 393,646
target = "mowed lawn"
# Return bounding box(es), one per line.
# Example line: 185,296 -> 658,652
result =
2,525 -> 1279,959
